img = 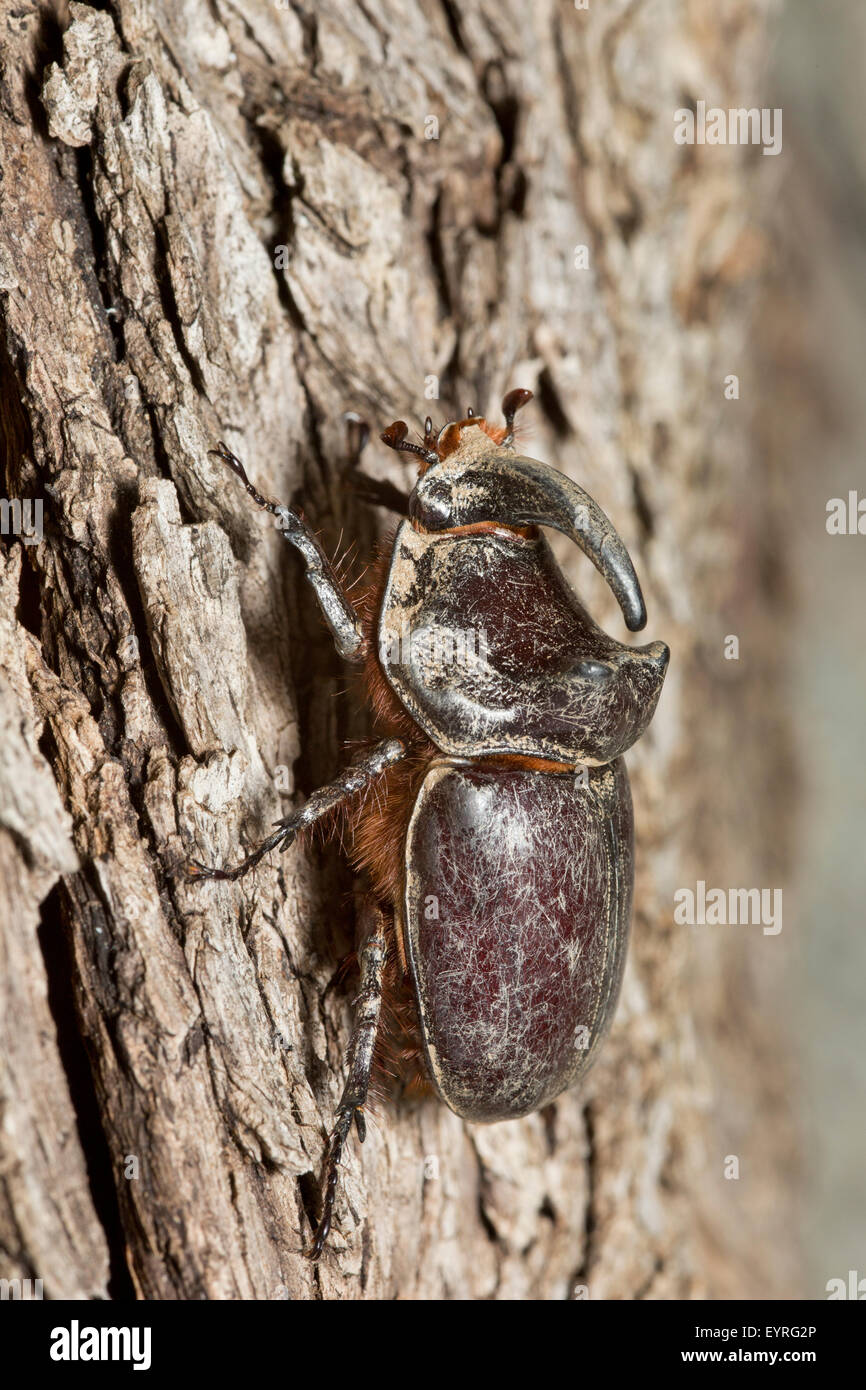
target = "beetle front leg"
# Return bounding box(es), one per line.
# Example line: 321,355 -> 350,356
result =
342,411 -> 410,516
308,901 -> 388,1261
188,738 -> 405,882
210,441 -> 364,661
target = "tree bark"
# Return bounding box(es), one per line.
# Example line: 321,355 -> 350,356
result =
0,0 -> 798,1299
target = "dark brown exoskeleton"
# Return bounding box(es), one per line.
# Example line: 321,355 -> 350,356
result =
190,390 -> 669,1258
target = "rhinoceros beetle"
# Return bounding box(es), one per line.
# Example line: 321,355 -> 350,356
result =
190,389 -> 669,1259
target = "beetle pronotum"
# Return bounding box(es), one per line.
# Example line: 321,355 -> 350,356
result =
190,390 -> 670,1258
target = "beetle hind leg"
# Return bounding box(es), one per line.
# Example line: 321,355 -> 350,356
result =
308,901 -> 388,1260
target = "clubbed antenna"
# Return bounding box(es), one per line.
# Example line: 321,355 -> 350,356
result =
501,388 -> 533,442
380,420 -> 438,464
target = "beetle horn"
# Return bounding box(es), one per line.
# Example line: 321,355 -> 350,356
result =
409,456 -> 648,631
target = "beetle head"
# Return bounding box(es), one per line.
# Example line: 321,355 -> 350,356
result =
380,388 -> 532,476
382,389 -> 647,633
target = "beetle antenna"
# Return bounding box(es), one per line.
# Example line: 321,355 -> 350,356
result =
380,420 -> 438,465
501,388 -> 533,444
209,441 -> 281,516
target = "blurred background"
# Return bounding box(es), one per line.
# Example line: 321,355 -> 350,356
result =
772,0 -> 866,1294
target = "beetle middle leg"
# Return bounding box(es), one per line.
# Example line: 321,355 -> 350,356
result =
308,898 -> 388,1260
188,738 -> 406,882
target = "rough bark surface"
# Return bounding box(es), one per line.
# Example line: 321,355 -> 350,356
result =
0,0 -> 798,1299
